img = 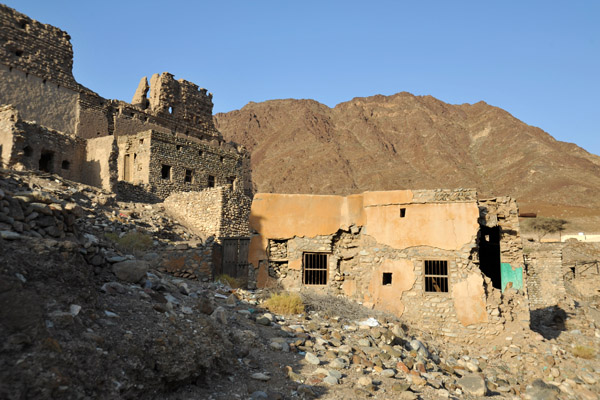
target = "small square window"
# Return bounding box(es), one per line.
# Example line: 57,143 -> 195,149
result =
176,145 -> 182,151
382,272 -> 392,285
139,139 -> 144,144
161,164 -> 171,180
198,150 -> 203,157
400,208 -> 406,218
207,175 -> 215,187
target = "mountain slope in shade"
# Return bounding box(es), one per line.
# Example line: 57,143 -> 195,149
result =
214,92 -> 600,216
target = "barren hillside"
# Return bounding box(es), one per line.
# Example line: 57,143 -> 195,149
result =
215,93 -> 600,217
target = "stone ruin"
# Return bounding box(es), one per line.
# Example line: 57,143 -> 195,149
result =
249,189 -> 531,340
0,4 -> 251,205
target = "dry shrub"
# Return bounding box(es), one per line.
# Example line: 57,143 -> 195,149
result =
300,291 -> 398,322
264,292 -> 305,315
572,345 -> 596,359
105,231 -> 153,253
215,274 -> 242,289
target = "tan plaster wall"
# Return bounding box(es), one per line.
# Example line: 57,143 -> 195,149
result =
363,203 -> 479,250
249,191 -> 480,265
451,273 -> 489,326
84,136 -> 116,190
365,259 -> 416,316
250,193 -> 347,239
0,64 -> 78,134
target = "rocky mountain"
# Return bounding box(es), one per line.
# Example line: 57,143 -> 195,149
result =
215,93 -> 600,216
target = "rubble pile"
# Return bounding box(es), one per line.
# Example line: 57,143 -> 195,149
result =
0,169 -> 599,399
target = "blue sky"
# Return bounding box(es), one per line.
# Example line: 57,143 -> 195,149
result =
6,1 -> 600,156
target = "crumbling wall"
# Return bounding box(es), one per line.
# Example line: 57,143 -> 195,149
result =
0,106 -> 86,181
526,242 -> 566,309
0,4 -> 78,89
249,189 -> 529,339
146,131 -> 246,199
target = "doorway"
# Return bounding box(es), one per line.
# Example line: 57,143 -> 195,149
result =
479,226 -> 502,289
38,151 -> 54,172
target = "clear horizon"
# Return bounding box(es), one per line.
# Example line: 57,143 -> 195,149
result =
4,0 -> 600,156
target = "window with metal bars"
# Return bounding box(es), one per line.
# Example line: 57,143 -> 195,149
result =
424,260 -> 449,293
302,253 -> 328,285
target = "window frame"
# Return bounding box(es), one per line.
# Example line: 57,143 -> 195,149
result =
302,252 -> 329,286
423,259 -> 450,294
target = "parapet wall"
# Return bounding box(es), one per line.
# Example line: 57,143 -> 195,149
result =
0,4 -> 79,90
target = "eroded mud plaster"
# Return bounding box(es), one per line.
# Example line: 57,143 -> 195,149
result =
249,189 -> 529,339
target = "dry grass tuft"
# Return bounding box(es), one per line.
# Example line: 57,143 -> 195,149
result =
215,274 -> 243,289
264,292 -> 305,315
105,231 -> 153,253
572,345 -> 596,359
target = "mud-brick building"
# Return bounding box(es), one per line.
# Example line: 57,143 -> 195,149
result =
249,189 -> 530,339
0,4 -> 252,201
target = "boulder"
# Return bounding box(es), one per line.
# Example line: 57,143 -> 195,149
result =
112,260 -> 149,283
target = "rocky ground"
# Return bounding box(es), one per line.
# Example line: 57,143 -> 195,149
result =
1,168 -> 599,399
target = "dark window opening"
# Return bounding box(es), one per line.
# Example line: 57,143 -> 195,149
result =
198,150 -> 203,156
207,175 -> 215,187
161,164 -> 171,180
220,156 -> 225,163
176,145 -> 182,151
19,20 -> 28,29
303,253 -> 328,285
61,160 -> 70,170
382,272 -> 392,285
400,208 -> 406,218
38,151 -> 54,173
185,169 -> 193,183
15,50 -> 23,57
42,79 -> 46,85
478,226 -> 502,289
228,176 -> 236,188
23,146 -> 33,157
139,138 -> 144,144
424,260 -> 448,293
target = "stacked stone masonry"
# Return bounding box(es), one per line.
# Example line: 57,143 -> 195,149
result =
163,187 -> 251,241
525,242 -> 566,309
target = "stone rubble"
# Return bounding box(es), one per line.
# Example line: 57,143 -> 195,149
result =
1,169 -> 599,399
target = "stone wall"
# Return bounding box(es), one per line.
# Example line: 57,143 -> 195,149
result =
525,242 -> 566,309
0,64 -> 79,134
0,106 -> 86,182
163,186 -> 251,240
84,136 -> 118,191
0,4 -> 79,90
145,130 -> 248,199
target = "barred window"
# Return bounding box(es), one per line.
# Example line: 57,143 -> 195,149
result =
303,253 -> 328,285
424,260 -> 448,293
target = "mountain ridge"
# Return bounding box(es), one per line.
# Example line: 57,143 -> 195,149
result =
215,92 -> 600,217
